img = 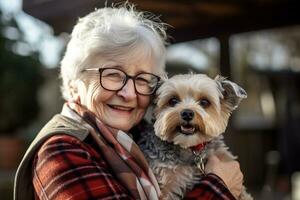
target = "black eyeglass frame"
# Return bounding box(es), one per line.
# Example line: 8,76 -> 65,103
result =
82,67 -> 161,95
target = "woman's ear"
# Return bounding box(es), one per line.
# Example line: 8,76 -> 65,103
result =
153,75 -> 167,105
152,76 -> 167,120
214,75 -> 247,111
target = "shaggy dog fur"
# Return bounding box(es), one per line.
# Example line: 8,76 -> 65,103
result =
138,74 -> 253,200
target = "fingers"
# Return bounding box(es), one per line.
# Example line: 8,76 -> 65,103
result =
205,155 -> 220,173
232,182 -> 243,199
209,155 -> 220,161
227,161 -> 243,198
206,155 -> 219,166
205,155 -> 244,198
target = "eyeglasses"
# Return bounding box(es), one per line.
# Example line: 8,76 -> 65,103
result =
82,67 -> 161,95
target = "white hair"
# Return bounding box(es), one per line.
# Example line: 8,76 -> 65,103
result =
60,4 -> 168,100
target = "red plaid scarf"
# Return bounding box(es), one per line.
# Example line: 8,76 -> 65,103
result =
61,102 -> 161,200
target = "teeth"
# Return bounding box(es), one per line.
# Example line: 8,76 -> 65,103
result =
180,125 -> 195,134
110,105 -> 132,111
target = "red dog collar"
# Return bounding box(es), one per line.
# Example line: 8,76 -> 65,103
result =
191,142 -> 209,153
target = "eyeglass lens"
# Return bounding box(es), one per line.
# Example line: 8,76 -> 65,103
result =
100,68 -> 158,95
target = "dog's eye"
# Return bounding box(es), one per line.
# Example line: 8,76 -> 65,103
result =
199,98 -> 211,108
168,97 -> 179,107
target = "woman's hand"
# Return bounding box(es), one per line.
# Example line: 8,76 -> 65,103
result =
205,155 -> 243,199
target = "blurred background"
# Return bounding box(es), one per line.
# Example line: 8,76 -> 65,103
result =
0,0 -> 300,199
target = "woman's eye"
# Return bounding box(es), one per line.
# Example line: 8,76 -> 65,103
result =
104,72 -> 123,81
199,98 -> 211,108
108,73 -> 121,77
135,77 -> 149,86
168,97 -> 179,107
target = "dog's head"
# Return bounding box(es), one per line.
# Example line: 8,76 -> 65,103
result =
153,73 -> 247,149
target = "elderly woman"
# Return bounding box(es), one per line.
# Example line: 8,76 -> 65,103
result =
14,4 -> 243,200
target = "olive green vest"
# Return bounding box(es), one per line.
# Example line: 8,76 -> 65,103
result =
14,114 -> 90,200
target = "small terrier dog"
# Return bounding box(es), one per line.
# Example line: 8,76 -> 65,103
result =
138,73 -> 253,200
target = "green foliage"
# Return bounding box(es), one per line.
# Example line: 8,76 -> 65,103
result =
0,11 -> 43,133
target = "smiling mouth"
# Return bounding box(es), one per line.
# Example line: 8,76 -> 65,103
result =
107,104 -> 134,112
178,124 -> 197,135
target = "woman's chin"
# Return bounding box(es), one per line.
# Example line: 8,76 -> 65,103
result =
103,107 -> 135,131
107,120 -> 132,132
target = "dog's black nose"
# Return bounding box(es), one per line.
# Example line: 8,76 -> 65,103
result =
180,109 -> 194,121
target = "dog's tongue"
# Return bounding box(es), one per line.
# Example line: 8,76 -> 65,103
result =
180,125 -> 195,134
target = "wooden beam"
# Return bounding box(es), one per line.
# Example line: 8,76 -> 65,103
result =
22,0 -> 300,41
167,1 -> 300,43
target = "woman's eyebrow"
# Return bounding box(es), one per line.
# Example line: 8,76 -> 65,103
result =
102,64 -> 121,69
136,70 -> 152,74
103,61 -> 154,74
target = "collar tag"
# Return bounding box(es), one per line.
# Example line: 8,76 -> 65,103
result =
191,142 -> 209,174
194,155 -> 206,175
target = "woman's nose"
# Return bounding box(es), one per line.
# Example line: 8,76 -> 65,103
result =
117,79 -> 137,100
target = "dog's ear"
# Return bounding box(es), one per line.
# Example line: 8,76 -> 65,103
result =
214,75 -> 247,111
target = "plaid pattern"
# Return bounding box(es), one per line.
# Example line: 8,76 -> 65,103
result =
33,134 -> 132,200
184,174 -> 236,200
33,102 -> 160,200
32,103 -> 236,200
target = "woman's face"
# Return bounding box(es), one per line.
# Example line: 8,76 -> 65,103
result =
75,57 -> 156,132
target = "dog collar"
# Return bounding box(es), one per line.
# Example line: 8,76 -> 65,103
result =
191,141 -> 209,153
191,142 -> 209,175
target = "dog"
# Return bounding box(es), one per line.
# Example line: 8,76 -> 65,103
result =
138,73 -> 253,200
